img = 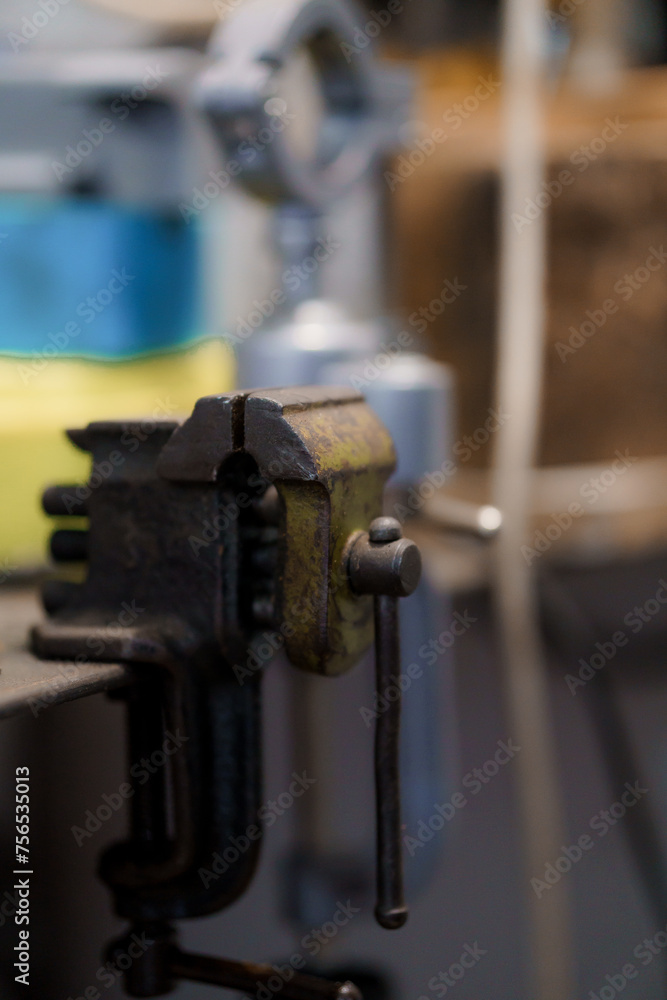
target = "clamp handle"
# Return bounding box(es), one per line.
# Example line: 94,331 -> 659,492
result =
347,517 -> 421,929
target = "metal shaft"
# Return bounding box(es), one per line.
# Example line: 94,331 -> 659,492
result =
373,594 -> 407,930
171,948 -> 362,1000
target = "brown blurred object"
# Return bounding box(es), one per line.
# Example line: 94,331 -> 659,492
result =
392,54 -> 667,469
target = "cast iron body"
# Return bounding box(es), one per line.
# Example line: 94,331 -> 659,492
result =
32,386 -> 420,997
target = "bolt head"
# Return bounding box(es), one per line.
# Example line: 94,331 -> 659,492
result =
394,540 -> 422,597
369,517 -> 402,543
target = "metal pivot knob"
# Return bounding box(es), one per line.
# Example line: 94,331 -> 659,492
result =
347,517 -> 422,930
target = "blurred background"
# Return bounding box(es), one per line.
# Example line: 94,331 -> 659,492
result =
2,0 -> 667,997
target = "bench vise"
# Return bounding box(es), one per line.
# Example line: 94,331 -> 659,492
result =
32,386 -> 421,999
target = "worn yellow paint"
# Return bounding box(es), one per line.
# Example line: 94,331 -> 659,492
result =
274,397 -> 396,676
0,339 -> 234,566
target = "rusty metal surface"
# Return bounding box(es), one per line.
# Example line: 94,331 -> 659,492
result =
160,385 -> 397,676
29,387 -> 396,928
25,386 -> 414,995
243,387 -> 396,676
32,410 -> 265,926
0,587 -> 132,719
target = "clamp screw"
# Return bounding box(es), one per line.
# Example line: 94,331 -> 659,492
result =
368,517 -> 402,543
348,521 -> 421,600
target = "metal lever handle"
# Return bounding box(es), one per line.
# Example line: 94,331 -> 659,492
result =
108,925 -> 362,1000
373,591 -> 405,929
171,948 -> 361,1000
347,517 -> 422,929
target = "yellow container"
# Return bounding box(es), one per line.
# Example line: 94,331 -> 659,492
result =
0,339 -> 233,569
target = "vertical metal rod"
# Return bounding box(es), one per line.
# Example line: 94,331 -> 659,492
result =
126,674 -> 166,848
373,594 -> 407,929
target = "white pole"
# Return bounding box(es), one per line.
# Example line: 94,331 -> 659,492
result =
492,1 -> 576,997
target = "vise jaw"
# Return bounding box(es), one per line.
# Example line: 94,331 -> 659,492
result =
33,386 -> 395,678
159,385 -> 396,677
